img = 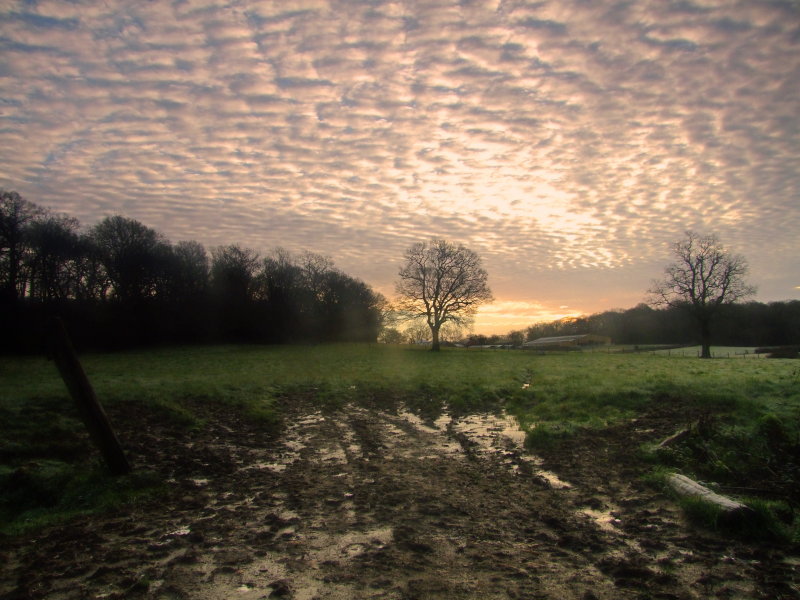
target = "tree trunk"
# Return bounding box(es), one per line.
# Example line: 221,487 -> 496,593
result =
2,245 -> 21,303
700,317 -> 712,359
430,324 -> 441,352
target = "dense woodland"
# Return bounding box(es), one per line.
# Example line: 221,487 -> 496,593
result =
0,190 -> 385,352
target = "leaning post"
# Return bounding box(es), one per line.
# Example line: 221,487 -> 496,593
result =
48,317 -> 132,475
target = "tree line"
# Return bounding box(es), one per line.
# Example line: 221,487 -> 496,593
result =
387,231 -> 796,352
0,190 -> 385,352
5,189 -> 794,353
452,300 -> 800,349
513,231 -> 797,352
512,300 -> 800,349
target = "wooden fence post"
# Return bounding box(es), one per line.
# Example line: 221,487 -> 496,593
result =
48,317 -> 132,475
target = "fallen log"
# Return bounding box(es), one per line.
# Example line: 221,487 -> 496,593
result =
667,473 -> 753,521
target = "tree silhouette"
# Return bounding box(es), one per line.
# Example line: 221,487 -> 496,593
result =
396,239 -> 492,351
91,216 -> 167,304
0,190 -> 42,303
649,231 -> 756,358
25,215 -> 82,302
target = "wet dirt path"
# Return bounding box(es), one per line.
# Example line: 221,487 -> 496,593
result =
2,400 -> 798,599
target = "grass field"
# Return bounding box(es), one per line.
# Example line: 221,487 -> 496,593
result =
2,344 -> 799,537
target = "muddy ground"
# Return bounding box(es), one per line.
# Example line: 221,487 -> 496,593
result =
1,397 -> 799,600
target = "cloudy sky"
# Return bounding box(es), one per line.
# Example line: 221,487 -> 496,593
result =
2,0 -> 799,333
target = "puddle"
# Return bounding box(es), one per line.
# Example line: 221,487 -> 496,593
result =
242,411 -> 333,474
394,406 -> 571,487
451,411 -> 527,449
391,408 -> 462,456
449,411 -> 573,488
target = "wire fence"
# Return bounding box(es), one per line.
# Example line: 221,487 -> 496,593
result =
592,345 -> 781,358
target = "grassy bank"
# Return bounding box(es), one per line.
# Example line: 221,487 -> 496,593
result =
2,344 -> 798,536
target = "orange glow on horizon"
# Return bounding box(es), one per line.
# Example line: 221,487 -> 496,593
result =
472,300 -> 584,335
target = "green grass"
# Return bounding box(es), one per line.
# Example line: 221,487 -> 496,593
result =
3,344 -> 795,415
2,344 -> 798,537
0,461 -> 162,536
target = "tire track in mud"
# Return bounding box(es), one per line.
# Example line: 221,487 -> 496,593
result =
141,403 -> 735,599
2,401 -> 797,599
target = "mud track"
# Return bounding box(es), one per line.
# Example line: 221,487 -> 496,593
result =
2,398 -> 798,599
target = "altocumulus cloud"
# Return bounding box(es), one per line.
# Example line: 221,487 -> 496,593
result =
1,0 -> 799,332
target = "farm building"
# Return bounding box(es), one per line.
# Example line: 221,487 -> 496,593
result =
522,334 -> 611,349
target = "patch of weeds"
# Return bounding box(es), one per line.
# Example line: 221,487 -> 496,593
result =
235,390 -> 281,430
639,465 -> 674,487
679,496 -> 726,531
648,409 -> 800,545
309,382 -> 351,409
0,462 -> 162,536
743,498 -> 798,543
0,402 -> 91,461
135,394 -> 201,429
525,422 -> 576,450
0,459 -> 77,517
638,441 -> 667,464
678,495 -> 795,543
654,412 -> 800,497
398,392 -> 447,422
243,401 -> 281,428
447,387 -> 503,415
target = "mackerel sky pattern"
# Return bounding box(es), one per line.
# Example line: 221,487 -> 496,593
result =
1,0 -> 798,331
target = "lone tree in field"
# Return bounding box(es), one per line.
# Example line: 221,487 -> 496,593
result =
396,239 -> 492,351
649,231 -> 755,359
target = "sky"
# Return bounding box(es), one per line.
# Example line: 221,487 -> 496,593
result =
1,0 -> 799,334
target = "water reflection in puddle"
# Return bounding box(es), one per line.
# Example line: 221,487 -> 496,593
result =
396,405 -> 571,488
451,411 -> 527,449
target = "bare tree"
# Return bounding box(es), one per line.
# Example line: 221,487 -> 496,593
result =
163,240 -> 209,303
396,239 -> 492,351
439,322 -> 465,344
404,321 -> 430,345
649,231 -> 756,358
0,190 -> 43,302
210,244 -> 260,304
